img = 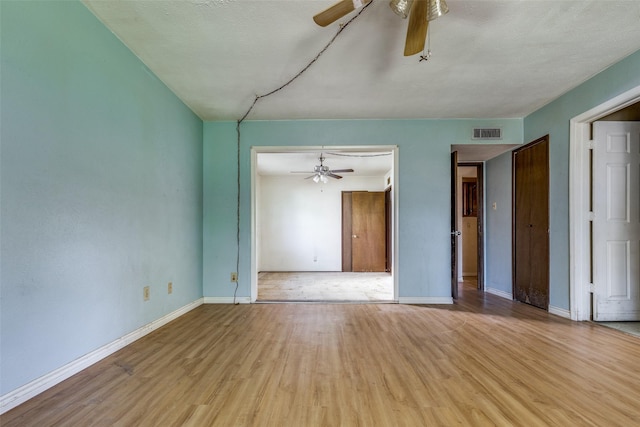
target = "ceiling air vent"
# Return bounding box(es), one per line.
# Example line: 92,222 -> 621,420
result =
472,128 -> 502,140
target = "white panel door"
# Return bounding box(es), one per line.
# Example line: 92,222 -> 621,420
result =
593,121 -> 640,321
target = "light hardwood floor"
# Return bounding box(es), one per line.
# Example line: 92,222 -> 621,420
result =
3,281 -> 640,426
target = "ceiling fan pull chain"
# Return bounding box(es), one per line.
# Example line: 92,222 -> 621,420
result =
420,25 -> 432,62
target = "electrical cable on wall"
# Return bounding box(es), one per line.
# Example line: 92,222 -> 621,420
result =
232,2 -> 374,305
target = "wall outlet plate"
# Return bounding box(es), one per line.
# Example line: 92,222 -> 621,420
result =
230,272 -> 238,282
168,282 -> 173,294
143,286 -> 150,301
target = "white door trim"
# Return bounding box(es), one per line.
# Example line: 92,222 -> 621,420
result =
569,85 -> 640,321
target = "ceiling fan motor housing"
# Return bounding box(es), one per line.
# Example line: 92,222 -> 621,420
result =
314,165 -> 330,174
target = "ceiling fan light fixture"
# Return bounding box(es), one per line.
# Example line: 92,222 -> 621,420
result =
389,0 -> 414,19
312,172 -> 329,184
427,0 -> 448,21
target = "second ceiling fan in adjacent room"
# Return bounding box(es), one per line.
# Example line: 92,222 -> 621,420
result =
290,154 -> 354,183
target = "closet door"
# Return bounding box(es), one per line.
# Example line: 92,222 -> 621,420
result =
513,136 -> 549,310
342,191 -> 386,272
352,192 -> 386,272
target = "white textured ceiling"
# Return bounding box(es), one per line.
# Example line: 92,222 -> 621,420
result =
83,0 -> 640,122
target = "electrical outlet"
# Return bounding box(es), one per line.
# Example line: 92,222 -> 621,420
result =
230,272 -> 238,282
143,286 -> 150,301
168,282 -> 173,294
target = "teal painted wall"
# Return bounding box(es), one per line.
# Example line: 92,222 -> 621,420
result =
523,49 -> 640,310
485,151 -> 513,295
203,119 -> 523,299
1,1 -> 203,395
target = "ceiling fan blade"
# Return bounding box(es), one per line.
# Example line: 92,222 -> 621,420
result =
304,175 -> 316,179
329,168 -> 354,173
404,0 -> 429,56
290,171 -> 314,174
327,173 -> 343,179
313,0 -> 370,27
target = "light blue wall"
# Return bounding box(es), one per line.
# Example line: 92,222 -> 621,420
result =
0,1 -> 203,395
523,49 -> 640,310
203,119 -> 522,299
484,151 -> 512,295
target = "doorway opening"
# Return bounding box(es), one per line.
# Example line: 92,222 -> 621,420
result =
251,146 -> 398,302
451,144 -> 517,298
569,85 -> 640,321
457,163 -> 484,290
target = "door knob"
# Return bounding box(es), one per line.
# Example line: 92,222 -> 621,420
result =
352,234 -> 358,238
451,231 -> 461,236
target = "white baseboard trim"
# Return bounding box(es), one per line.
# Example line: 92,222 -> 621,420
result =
204,297 -> 251,304
398,297 -> 454,305
486,287 -> 513,300
549,305 -> 571,319
0,298 -> 204,415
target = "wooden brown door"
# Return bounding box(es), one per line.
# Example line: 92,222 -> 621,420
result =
342,191 -> 386,272
342,192 -> 353,272
513,136 -> 549,310
385,187 -> 392,273
451,151 -> 459,299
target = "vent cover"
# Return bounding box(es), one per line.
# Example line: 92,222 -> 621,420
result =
472,128 -> 502,140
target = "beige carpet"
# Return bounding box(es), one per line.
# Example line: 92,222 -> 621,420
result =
258,271 -> 394,302
597,321 -> 640,338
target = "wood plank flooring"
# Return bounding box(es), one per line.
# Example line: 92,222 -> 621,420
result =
3,281 -> 640,426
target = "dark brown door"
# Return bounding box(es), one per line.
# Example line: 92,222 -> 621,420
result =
385,187 -> 392,273
513,136 -> 549,309
451,151 -> 459,299
342,191 -> 386,272
476,163 -> 484,291
342,192 -> 353,272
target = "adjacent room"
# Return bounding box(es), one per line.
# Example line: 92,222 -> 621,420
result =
255,149 -> 395,302
2,0 -> 640,424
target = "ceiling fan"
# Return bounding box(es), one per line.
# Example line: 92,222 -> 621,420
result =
313,0 -> 449,56
290,154 -> 354,183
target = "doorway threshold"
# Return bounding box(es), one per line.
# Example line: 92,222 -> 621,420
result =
255,299 -> 397,304
257,272 -> 394,301
595,322 -> 640,339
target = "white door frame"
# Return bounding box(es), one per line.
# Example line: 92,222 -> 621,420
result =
569,85 -> 640,321
250,145 -> 399,302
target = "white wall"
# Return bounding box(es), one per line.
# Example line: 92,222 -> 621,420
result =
259,175 -> 386,271
457,166 -> 478,279
461,217 -> 478,275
